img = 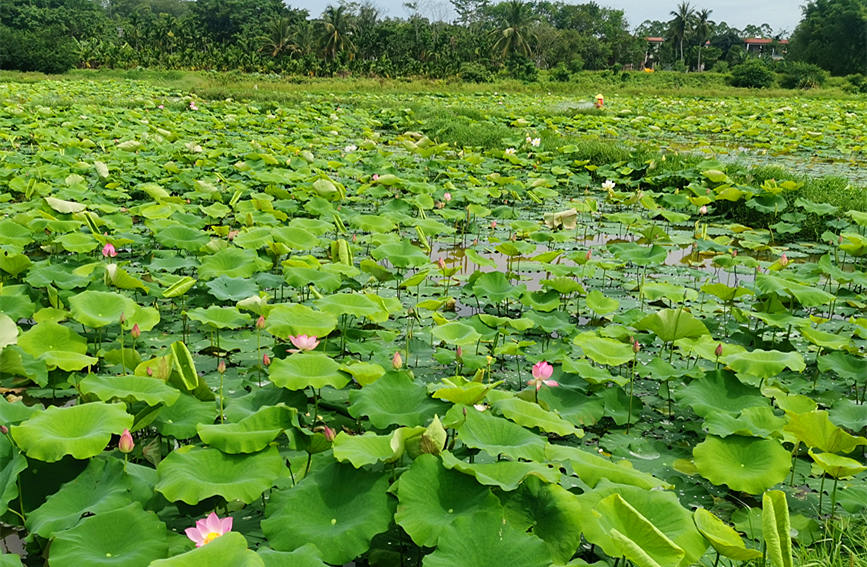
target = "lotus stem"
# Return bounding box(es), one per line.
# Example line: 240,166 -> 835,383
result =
818,474 -> 826,516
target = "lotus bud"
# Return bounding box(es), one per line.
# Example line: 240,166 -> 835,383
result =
438,257 -> 446,270
732,249 -> 738,257
352,234 -> 358,243
444,192 -> 452,202
372,174 -> 379,181
779,253 -> 789,267
632,339 -> 641,354
119,312 -> 126,324
118,429 -> 134,454
146,366 -> 153,376
456,346 -> 463,359
322,425 -> 336,442
715,343 -> 723,357
102,242 -> 117,257
0,425 -> 7,435
392,351 -> 403,370
256,315 -> 266,330
490,220 -> 497,229
130,323 -> 141,339
217,359 -> 226,374
699,205 -> 708,215
585,249 -> 592,261
263,353 -> 271,366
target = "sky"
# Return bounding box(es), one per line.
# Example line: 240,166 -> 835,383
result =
288,0 -> 805,35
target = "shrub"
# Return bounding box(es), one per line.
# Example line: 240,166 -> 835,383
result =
0,26 -> 78,74
844,73 -> 867,93
779,61 -> 828,89
711,60 -> 729,73
728,58 -> 775,88
457,62 -> 491,83
549,64 -> 571,82
506,54 -> 538,82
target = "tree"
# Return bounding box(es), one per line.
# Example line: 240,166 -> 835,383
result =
789,0 -> 867,75
490,0 -> 535,60
667,1 -> 694,64
319,4 -> 356,62
694,8 -> 712,71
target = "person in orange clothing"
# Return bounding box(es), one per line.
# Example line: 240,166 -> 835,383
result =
594,94 -> 604,109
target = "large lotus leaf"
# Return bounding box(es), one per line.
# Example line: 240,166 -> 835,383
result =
198,248 -> 269,280
371,240 -> 429,268
262,459 -> 394,565
830,398 -> 867,432
817,351 -> 867,381
578,481 -> 706,567
187,306 -> 251,330
41,351 -> 100,372
472,272 -> 524,303
562,358 -> 626,386
440,450 -> 560,491
488,392 -> 582,437
352,214 -> 397,233
703,406 -> 786,438
26,456 -> 155,539
0,346 -> 48,386
205,276 -> 260,301
677,370 -> 767,418
69,291 -> 138,328
545,444 -> 670,490
498,476 -> 584,563
763,490 -> 793,567
573,332 -> 634,366
257,545 -> 327,567
155,446 -> 284,504
340,361 -> 385,386
150,532 -> 263,567
809,450 -> 867,479
269,353 -> 349,390
0,434 -> 26,517
79,374 -> 180,406
0,556 -> 23,566
234,227 -> 274,250
693,436 -> 791,494
332,427 -> 422,468
272,226 -> 319,250
0,397 -> 40,425
314,293 -> 388,322
446,405 -> 547,462
693,508 -> 762,561
12,403 -> 132,462
608,242 -> 667,266
47,502 -> 169,567
348,372 -> 447,428
634,308 -> 709,343
161,276 -> 197,298
395,454 -> 502,547
18,321 -> 86,357
266,303 -> 337,339
784,410 -> 867,453
432,380 -> 497,405
153,394 -> 215,439
585,290 -> 619,316
422,509 -> 551,567
153,224 -> 209,251
431,321 -> 482,346
798,325 -> 852,351
0,313 -> 17,350
283,267 -> 342,293
197,405 -> 297,454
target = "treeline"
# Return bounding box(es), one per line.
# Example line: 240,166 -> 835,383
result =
0,0 -> 863,80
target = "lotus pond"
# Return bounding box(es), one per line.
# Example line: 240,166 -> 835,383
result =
0,78 -> 865,566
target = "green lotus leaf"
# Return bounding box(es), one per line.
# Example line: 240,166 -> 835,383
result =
578,480 -> 707,567
197,405 -> 297,454
162,276 -> 197,298
0,346 -> 48,386
0,251 -> 31,276
432,380 -> 498,405
395,454 -> 502,547
56,232 -> 98,253
431,321 -> 482,347
103,263 -> 147,292
585,289 -> 619,316
798,325 -> 851,351
18,321 -> 86,359
79,374 -> 181,406
0,434 -> 26,517
348,372 -> 447,428
0,313 -> 18,350
283,267 -> 342,293
693,436 -> 791,494
677,370 -> 767,418
422,509 -> 551,567
0,555 -> 23,566
265,303 -> 337,339
561,358 -> 627,386
332,427 -> 423,468
170,340 -> 200,392
26,456 -> 155,539
608,242 -> 667,266
340,361 -> 385,386
0,396 -> 40,426
545,444 -> 670,489
47,502 -> 169,566
257,545 -> 327,567
233,227 -> 274,250
272,226 -> 319,250
440,450 -> 560,491
187,306 -> 252,330
150,532 -> 263,567
262,459 -> 394,565
817,351 -> 867,380
42,351 -> 100,372
643,281 -> 699,303
471,271 -> 525,303
371,240 -> 429,268
198,248 -> 269,280
763,490 -> 793,567
204,276 -> 260,301
783,410 -> 867,453
829,398 -> 867,432
693,508 -> 762,561
69,290 -> 139,328
808,449 -> 867,479
154,393 -> 215,439
573,332 -> 634,366
704,406 -> 786,438
269,353 -> 349,390
446,405 -> 547,462
314,293 -> 388,321
352,214 -> 396,233
12,403 -> 132,462
488,391 -> 583,437
634,308 -> 709,343
155,445 -> 284,504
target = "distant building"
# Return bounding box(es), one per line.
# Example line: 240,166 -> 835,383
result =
644,37 -> 664,69
744,38 -> 789,60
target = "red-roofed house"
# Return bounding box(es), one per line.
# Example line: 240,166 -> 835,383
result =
744,38 -> 789,59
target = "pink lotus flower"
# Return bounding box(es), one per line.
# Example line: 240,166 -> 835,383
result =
185,512 -> 232,547
528,361 -> 558,391
130,323 -> 141,339
158,104 -> 164,109
490,220 -> 497,229
392,351 -> 403,369
372,174 -> 380,181
102,242 -> 117,257
288,335 -> 319,352
443,192 -> 452,202
118,429 -> 134,454
699,205 -> 708,215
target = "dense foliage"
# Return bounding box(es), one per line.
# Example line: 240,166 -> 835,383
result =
0,77 -> 865,566
788,0 -> 867,76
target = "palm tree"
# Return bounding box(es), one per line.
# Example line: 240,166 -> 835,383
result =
491,0 -> 536,60
694,8 -> 712,71
319,5 -> 356,62
261,17 -> 296,57
667,1 -> 694,64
